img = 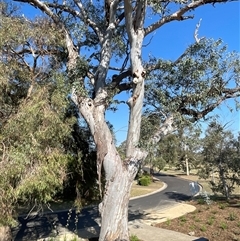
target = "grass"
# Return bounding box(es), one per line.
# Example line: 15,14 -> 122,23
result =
228,212 -> 237,221
130,180 -> 163,198
130,234 -> 141,241
219,222 -> 228,230
207,217 -> 215,225
45,234 -> 79,241
200,225 -> 207,232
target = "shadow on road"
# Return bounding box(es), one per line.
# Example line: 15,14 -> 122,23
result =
164,191 -> 191,202
154,172 -> 176,178
12,206 -> 145,240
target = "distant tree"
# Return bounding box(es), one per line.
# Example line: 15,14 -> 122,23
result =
177,126 -> 202,175
1,0 -> 240,240
199,122 -> 240,199
142,133 -> 178,172
141,118 -> 203,175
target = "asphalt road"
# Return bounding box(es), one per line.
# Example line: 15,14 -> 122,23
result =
129,173 -> 196,211
13,173 -> 198,240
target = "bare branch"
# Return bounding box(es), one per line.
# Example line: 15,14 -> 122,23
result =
179,88 -> 240,122
116,11 -> 125,25
73,0 -> 103,41
142,33 -> 155,47
9,46 -> 32,71
150,114 -> 176,145
194,18 -> 204,43
223,87 -> 240,97
110,69 -> 132,87
87,71 -> 95,86
144,0 -> 235,36
15,0 -> 78,70
117,82 -> 132,93
133,0 -> 147,31
124,0 -> 134,41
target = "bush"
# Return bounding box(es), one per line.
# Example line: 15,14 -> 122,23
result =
138,175 -> 151,186
130,235 -> 140,241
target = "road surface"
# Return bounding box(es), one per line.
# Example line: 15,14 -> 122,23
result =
13,173 -> 198,240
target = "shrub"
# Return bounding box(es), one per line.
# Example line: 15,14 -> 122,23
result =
228,212 -> 237,221
220,222 -> 228,230
138,175 -> 151,186
130,235 -> 140,241
179,216 -> 187,223
207,217 -> 214,225
200,225 -> 207,232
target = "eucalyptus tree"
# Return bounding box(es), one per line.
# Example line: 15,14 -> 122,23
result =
199,122 -> 240,199
8,0 -> 240,240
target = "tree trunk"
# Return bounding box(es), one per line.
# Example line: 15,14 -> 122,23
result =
219,162 -> 229,200
185,158 -> 189,176
99,161 -> 138,241
0,226 -> 12,241
75,98 -> 140,240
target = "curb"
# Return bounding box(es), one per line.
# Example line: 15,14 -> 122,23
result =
130,182 -> 167,200
19,181 -> 167,217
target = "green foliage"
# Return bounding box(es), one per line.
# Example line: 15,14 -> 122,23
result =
144,38 -> 239,128
220,222 -> 228,230
0,78 -> 74,226
200,225 -> 207,232
228,212 -> 237,221
207,217 -> 214,226
0,7 -> 98,227
130,234 -> 141,241
138,174 -> 152,186
219,203 -> 227,210
199,121 -> 240,199
179,216 -> 187,223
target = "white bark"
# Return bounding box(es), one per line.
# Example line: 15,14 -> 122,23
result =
186,158 -> 190,176
124,0 -> 147,158
0,226 -> 12,241
184,143 -> 190,176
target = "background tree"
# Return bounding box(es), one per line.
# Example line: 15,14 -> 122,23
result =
0,3 -> 98,239
199,122 -> 240,200
1,0 -> 240,240
176,126 -> 202,175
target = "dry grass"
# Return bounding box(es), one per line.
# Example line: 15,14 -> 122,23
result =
130,180 -> 164,198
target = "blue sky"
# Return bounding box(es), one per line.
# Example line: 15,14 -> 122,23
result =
15,1 -> 240,144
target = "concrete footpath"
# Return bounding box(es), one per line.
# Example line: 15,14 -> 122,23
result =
128,202 -> 209,241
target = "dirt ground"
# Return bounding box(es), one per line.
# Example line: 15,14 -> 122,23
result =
155,199 -> 240,241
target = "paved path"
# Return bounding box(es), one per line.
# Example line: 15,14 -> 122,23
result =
130,173 -> 195,211
12,173 -> 198,240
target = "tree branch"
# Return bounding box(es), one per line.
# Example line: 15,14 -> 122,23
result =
133,0 -> 147,31
73,0 -> 103,41
194,18 -> 204,43
124,0 -> 134,42
179,90 -> 239,122
144,0 -> 235,36
14,0 -> 78,70
150,114 -> 176,145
